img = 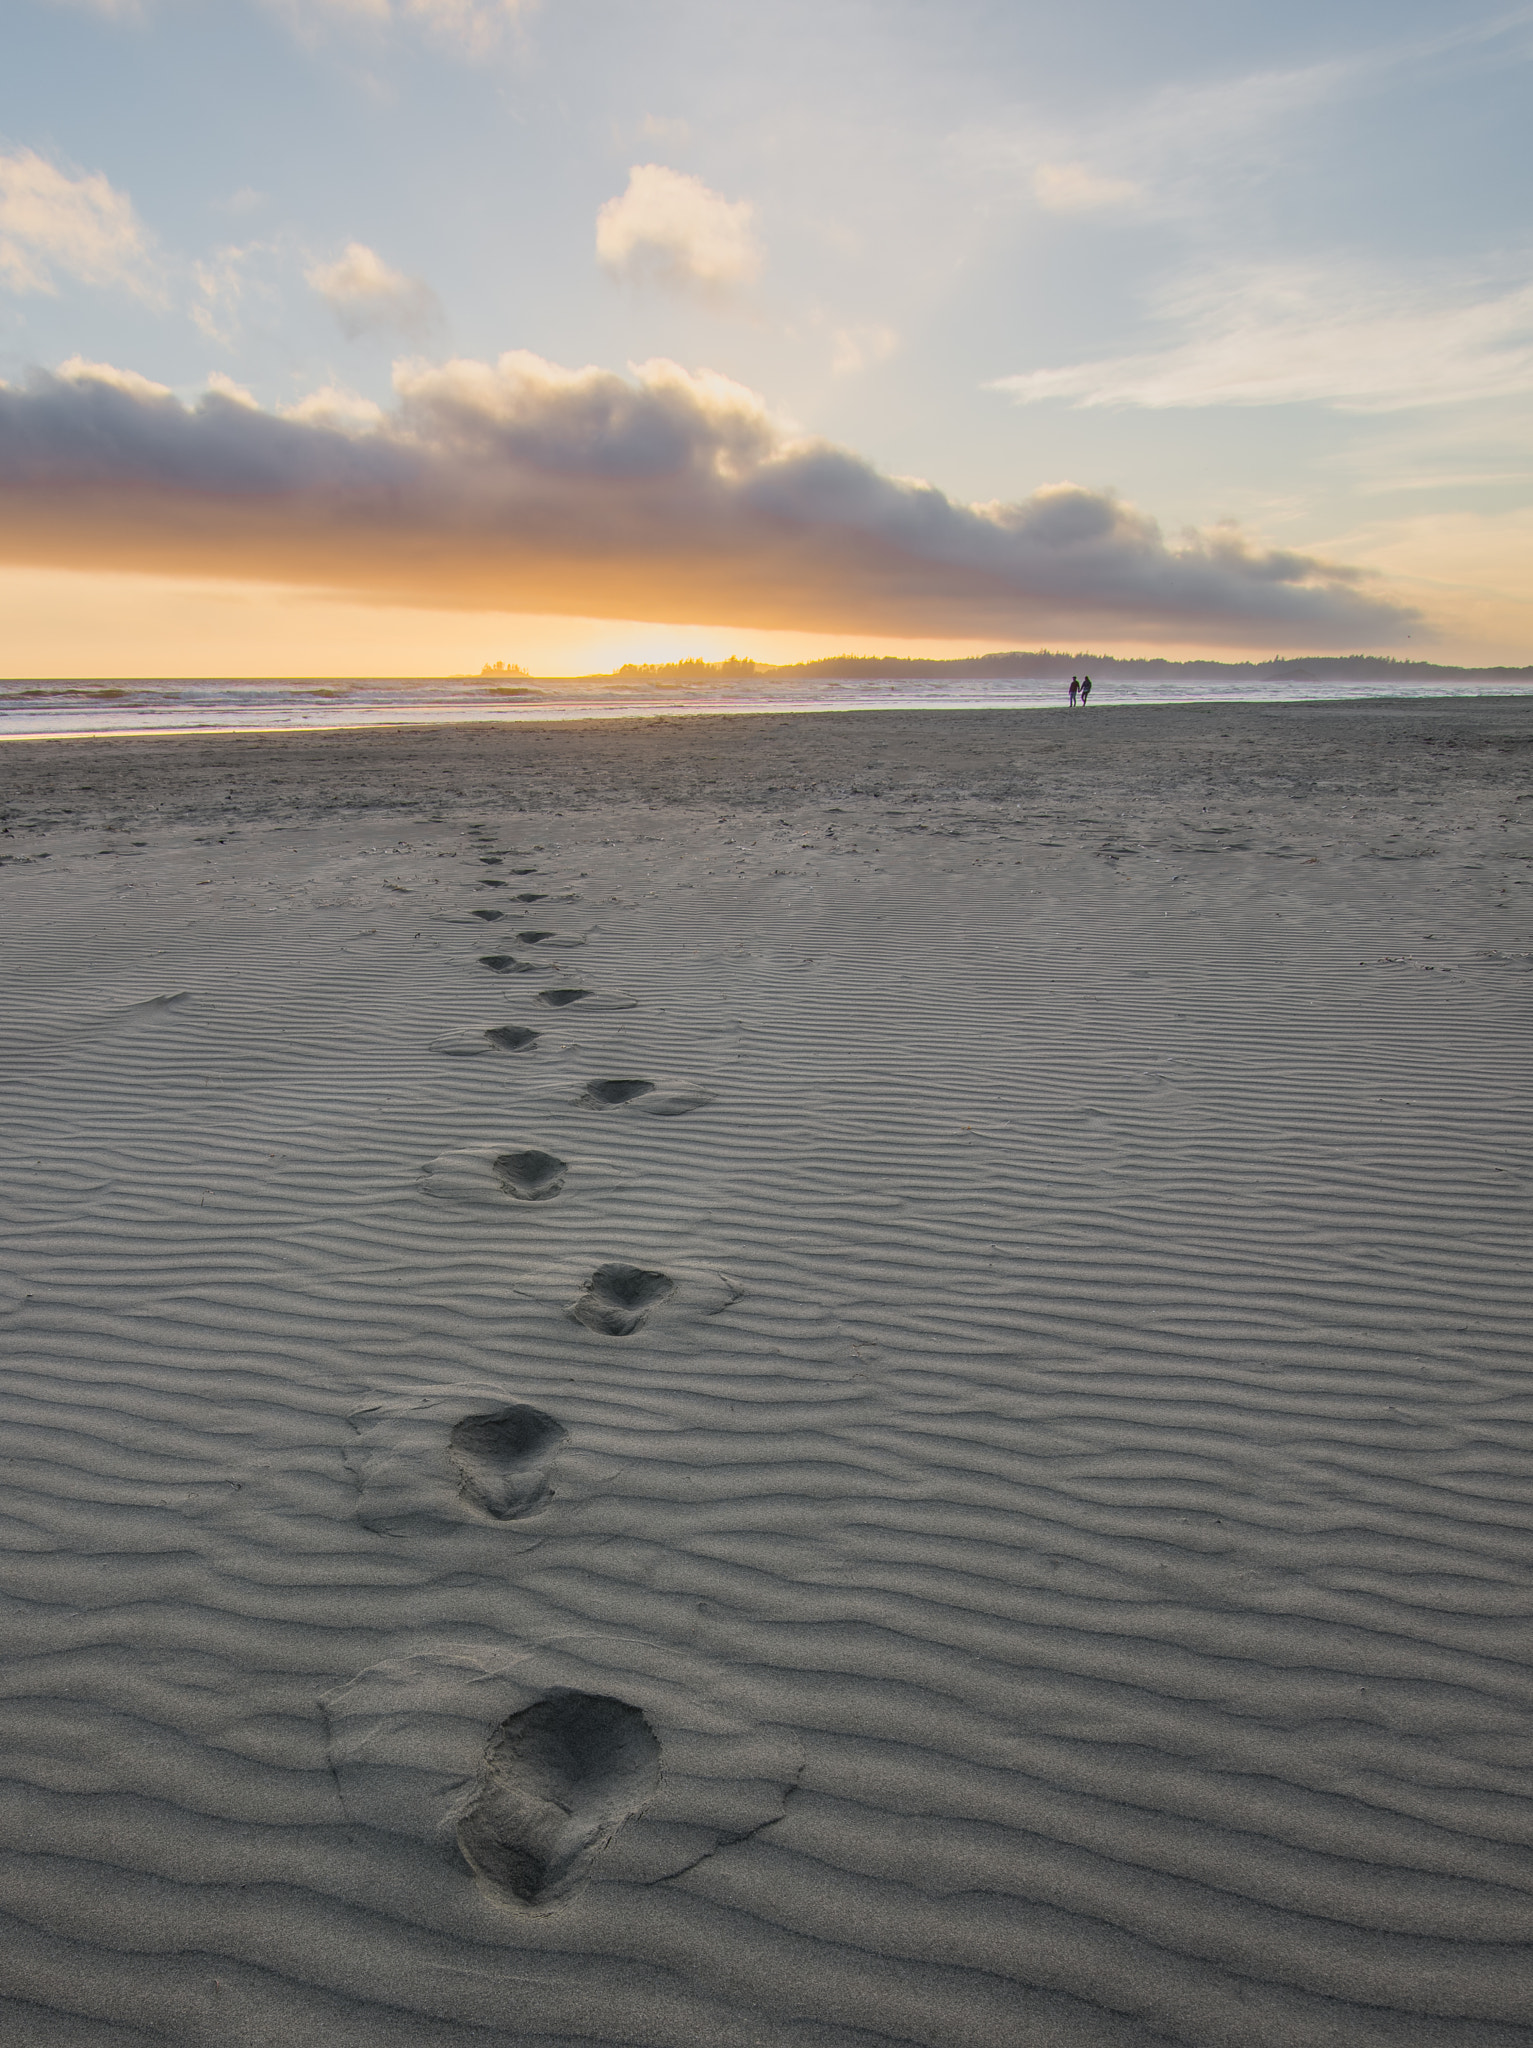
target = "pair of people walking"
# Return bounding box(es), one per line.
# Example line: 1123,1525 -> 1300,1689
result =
1068,675 -> 1092,707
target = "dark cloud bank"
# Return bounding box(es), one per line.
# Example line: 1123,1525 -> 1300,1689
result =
0,354 -> 1415,644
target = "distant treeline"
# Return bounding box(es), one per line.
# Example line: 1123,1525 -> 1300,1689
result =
516,650 -> 1532,684
759,651 -> 1533,682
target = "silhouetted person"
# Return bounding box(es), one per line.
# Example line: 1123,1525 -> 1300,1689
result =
1068,677 -> 1079,707
1080,676 -> 1092,705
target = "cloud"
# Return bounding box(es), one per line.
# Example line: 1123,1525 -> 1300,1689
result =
55,356 -> 171,400
266,0 -> 531,58
0,148 -> 152,296
830,324 -> 898,375
204,371 -> 259,407
191,242 -> 267,346
991,266 -> 1533,413
596,165 -> 762,300
277,384 -> 387,431
973,13 -> 1533,232
1032,162 -> 1141,215
0,350 -> 1416,647
638,114 -> 692,147
306,241 -> 440,341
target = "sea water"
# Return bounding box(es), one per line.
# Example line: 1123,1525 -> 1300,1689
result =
1,669 -> 1529,740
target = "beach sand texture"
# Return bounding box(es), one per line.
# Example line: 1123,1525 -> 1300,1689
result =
0,701 -> 1530,2047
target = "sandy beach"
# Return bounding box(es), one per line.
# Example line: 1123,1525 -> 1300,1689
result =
0,697 -> 1530,2048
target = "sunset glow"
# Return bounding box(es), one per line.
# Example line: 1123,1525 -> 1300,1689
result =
3,2 -> 1529,673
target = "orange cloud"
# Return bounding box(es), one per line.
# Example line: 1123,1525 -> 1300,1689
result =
0,353 -> 1416,646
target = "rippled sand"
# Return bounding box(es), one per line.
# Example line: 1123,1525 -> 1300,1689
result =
1,700 -> 1530,2047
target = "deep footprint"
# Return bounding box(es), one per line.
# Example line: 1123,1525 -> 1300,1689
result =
568,1262 -> 675,1335
480,954 -> 538,974
472,908 -> 507,921
584,1078 -> 656,1106
493,1149 -> 567,1200
515,929 -> 556,944
447,1405 -> 566,1519
537,987 -> 593,1007
457,1692 -> 661,1906
484,1025 -> 540,1052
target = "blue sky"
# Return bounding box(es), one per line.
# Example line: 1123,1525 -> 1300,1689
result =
1,0 -> 1529,674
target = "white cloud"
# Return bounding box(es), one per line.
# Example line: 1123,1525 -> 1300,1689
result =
56,356 -> 170,399
278,384 -> 387,431
1032,162 -> 1141,215
0,148 -> 152,296
306,241 -> 440,341
596,165 -> 762,300
962,53 -> 1350,226
974,13 -> 1533,231
192,242 -> 264,345
991,267 -> 1533,413
205,371 -> 259,407
830,324 -> 898,375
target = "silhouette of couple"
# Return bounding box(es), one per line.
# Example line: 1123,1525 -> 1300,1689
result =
1068,675 -> 1092,707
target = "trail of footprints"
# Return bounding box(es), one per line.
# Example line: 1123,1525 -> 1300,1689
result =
349,842 -> 719,1910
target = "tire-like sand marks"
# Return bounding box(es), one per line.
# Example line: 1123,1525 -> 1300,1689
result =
0,703 -> 1530,2046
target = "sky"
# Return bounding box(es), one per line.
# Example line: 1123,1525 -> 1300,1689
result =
1,0 -> 1530,677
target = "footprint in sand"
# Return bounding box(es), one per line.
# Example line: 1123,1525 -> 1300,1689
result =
583,1078 -> 656,1107
457,1691 -> 661,1907
447,1405 -> 567,1520
429,1024 -> 542,1057
582,1077 -> 715,1116
479,953 -> 539,974
567,1262 -> 676,1335
491,1148 -> 567,1200
484,1025 -> 540,1052
472,908 -> 508,921
347,1393 -> 566,1529
535,987 -> 636,1011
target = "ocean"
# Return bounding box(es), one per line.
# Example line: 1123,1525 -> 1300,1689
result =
2,669 -> 1529,740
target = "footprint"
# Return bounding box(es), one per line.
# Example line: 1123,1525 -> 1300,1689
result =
480,954 -> 539,974
582,1077 -> 715,1116
478,879 -> 509,889
535,987 -> 636,1011
323,1646 -> 799,1891
492,1149 -> 567,1200
429,1024 -> 540,1057
484,1025 -> 540,1052
512,892 -> 547,903
456,1692 -> 661,1907
583,1078 -> 655,1106
472,908 -> 507,921
568,1262 -> 675,1335
515,929 -> 556,944
447,1405 -> 566,1519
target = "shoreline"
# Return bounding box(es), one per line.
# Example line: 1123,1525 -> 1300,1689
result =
4,681 -> 1531,749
